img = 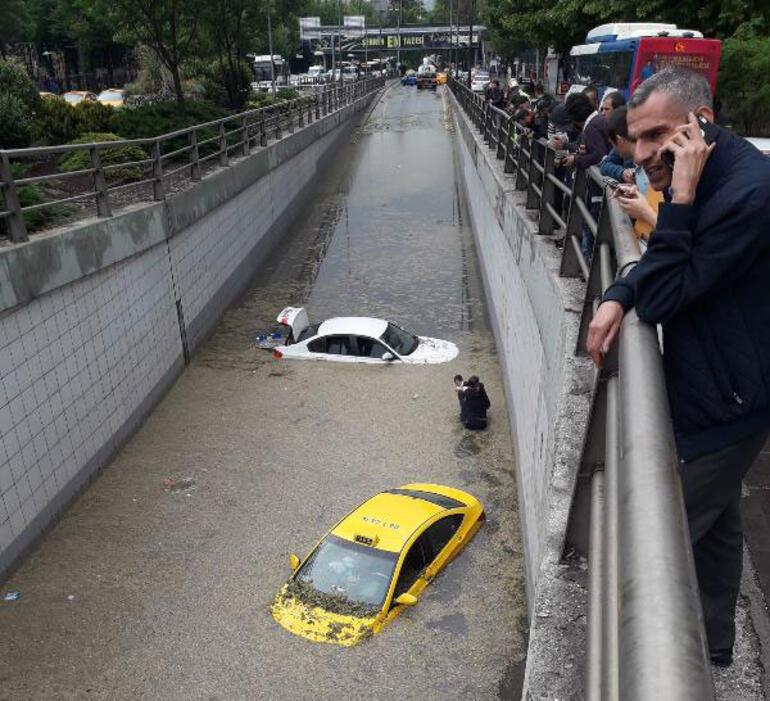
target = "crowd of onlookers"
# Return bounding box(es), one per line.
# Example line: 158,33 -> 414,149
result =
483,78 -> 662,261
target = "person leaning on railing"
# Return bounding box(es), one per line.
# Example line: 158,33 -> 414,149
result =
600,105 -> 662,245
587,67 -> 770,668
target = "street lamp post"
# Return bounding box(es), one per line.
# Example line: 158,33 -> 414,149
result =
267,5 -> 276,98
467,0 -> 474,87
397,0 -> 402,73
337,0 -> 342,82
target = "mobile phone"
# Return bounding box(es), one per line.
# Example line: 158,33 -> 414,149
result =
661,114 -> 718,169
604,178 -> 621,191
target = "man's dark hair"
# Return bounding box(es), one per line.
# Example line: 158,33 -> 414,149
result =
606,105 -> 629,143
565,92 -> 594,124
603,90 -> 626,110
466,375 -> 480,388
583,84 -> 599,105
629,67 -> 713,111
514,107 -> 532,123
454,374 -> 463,383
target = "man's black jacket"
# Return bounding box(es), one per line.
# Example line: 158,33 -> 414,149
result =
603,129 -> 770,461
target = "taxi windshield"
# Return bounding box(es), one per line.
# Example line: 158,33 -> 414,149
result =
381,322 -> 418,356
296,535 -> 398,609
64,93 -> 83,103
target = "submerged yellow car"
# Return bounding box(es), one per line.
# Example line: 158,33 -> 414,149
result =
271,483 -> 484,646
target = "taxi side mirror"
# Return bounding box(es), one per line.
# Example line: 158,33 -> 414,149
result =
394,593 -> 418,606
381,352 -> 395,361
290,553 -> 301,571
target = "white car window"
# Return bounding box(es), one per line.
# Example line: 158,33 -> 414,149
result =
307,335 -> 351,355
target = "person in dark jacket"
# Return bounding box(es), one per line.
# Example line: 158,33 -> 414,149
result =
459,376 -> 491,430
563,92 -> 611,259
587,67 -> 770,667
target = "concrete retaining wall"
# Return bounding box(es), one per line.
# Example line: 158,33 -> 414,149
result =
0,91 -> 377,576
450,92 -> 594,696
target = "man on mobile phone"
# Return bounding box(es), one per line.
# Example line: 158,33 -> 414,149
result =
586,67 -> 770,667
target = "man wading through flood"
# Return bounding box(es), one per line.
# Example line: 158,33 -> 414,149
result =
587,67 -> 770,667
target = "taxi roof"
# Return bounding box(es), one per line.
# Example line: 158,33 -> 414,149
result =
332,491 -> 446,553
318,317 -> 388,338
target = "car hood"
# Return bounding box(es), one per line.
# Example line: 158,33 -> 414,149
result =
270,585 -> 378,647
406,336 -> 459,364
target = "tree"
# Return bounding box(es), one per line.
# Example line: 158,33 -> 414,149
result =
0,0 -> 33,58
106,0 -> 204,107
718,31 -> 770,135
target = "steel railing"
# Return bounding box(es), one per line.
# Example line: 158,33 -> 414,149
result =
0,77 -> 385,243
448,76 -> 714,700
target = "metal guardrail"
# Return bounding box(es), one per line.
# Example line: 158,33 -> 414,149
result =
0,78 -> 385,243
448,76 -> 714,700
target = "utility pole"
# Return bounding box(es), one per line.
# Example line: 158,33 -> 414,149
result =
397,0 -> 402,73
337,0 -> 342,82
448,0 -> 453,74
267,4 -> 276,98
467,0 -> 474,87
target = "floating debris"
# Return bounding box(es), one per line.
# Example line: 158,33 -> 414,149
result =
4,591 -> 21,601
162,477 -> 197,493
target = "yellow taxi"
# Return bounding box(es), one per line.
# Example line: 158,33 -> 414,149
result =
62,90 -> 98,105
271,483 -> 484,646
97,89 -> 128,107
436,72 -> 448,85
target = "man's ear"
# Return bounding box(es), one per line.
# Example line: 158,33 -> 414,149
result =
696,106 -> 715,123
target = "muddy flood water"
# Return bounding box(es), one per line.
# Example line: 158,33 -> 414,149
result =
0,84 -> 527,700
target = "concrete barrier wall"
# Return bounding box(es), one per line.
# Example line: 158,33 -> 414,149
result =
0,92 -> 377,575
450,93 -> 594,696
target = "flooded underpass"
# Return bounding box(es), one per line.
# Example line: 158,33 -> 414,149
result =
0,84 -> 527,700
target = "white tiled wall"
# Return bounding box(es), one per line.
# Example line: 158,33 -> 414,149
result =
0,244 -> 181,563
170,134 -> 328,329
0,114 -> 348,570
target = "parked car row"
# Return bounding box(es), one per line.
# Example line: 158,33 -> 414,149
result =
40,89 -> 128,107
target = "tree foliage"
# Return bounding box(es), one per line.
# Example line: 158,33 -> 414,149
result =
480,0 -> 770,55
718,32 -> 770,135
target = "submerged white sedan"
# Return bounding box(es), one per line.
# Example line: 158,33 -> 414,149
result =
266,307 -> 458,364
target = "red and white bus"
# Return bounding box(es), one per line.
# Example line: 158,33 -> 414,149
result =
567,23 -> 722,99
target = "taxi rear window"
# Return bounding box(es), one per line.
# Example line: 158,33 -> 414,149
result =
386,488 -> 465,510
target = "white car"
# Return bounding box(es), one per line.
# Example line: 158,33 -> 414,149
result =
267,307 -> 458,364
470,72 -> 490,93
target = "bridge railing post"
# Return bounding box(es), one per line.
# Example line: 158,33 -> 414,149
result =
515,132 -> 529,191
0,152 -> 29,242
89,145 -> 112,218
189,130 -> 201,180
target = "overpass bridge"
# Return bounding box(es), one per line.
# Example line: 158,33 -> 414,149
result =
0,80 -> 767,700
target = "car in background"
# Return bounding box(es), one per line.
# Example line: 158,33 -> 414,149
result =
401,70 -> 417,86
470,71 -> 490,93
436,72 -> 448,85
271,483 -> 485,646
746,137 -> 770,157
63,91 -> 98,105
308,65 -> 325,82
266,307 -> 458,364
38,91 -> 59,100
97,89 -> 127,107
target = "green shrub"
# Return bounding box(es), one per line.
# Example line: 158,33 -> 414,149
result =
111,100 -> 230,158
0,93 -> 32,148
276,88 -> 299,101
0,59 -> 40,112
111,100 -> 230,139
5,165 -> 70,234
58,133 -> 147,182
31,96 -> 79,144
31,97 -> 114,145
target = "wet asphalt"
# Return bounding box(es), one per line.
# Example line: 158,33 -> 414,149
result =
0,84 -> 526,701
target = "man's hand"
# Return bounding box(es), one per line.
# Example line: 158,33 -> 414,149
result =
621,168 -> 635,184
660,112 -> 716,205
586,301 -> 625,366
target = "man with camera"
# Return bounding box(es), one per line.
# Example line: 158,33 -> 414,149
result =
587,67 -> 770,667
